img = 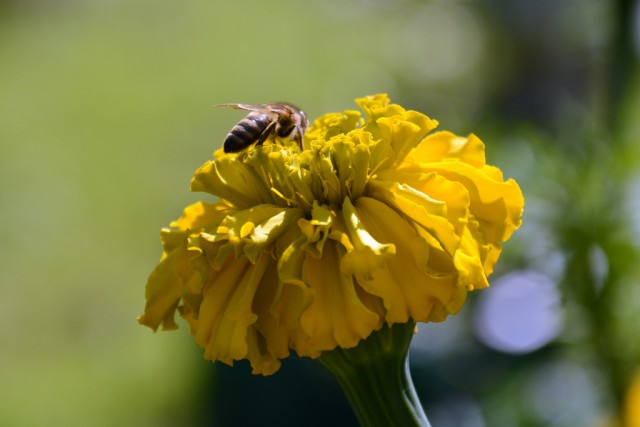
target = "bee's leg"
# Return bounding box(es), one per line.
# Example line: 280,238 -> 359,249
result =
291,127 -> 304,150
256,121 -> 277,146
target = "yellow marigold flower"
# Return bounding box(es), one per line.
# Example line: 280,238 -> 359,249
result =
138,94 -> 524,375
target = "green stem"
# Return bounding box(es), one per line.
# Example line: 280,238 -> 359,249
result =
319,320 -> 431,427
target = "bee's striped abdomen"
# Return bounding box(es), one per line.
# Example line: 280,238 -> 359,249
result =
223,112 -> 273,153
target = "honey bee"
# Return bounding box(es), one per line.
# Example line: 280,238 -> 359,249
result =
217,103 -> 308,153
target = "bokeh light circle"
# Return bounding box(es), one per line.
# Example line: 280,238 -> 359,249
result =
474,271 -> 563,354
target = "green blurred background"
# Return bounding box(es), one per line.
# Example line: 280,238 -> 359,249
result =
1,0 -> 639,426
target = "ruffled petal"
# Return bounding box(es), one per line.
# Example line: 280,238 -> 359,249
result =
170,201 -> 234,232
409,131 -> 486,166
407,131 -> 524,243
251,261 -> 293,369
294,241 -> 382,356
194,252 -> 270,365
191,157 -> 273,208
305,110 -> 362,142
214,205 -> 303,262
337,197 -> 396,278
353,197 -> 464,323
453,217 -> 492,291
420,161 -> 523,243
357,94 -> 439,166
138,230 -> 208,331
375,168 -> 471,236
367,179 -> 460,255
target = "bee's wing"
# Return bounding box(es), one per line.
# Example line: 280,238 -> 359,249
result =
216,103 -> 294,114
216,103 -> 267,111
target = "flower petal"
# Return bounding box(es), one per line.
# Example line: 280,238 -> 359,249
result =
170,201 -> 234,232
353,197 -> 464,323
194,252 -> 270,365
367,179 -> 461,255
420,161 -> 523,243
337,197 -> 396,278
357,94 -> 439,166
295,241 -> 382,356
251,261 -> 294,366
305,110 -> 362,142
410,131 -> 486,165
138,230 -> 208,331
408,131 -> 524,242
216,205 -> 304,263
191,157 -> 273,208
453,217 -> 492,291
278,202 -> 333,287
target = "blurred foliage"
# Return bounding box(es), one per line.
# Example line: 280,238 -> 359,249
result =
1,0 -> 639,426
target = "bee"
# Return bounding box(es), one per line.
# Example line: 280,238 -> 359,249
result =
217,103 -> 308,153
